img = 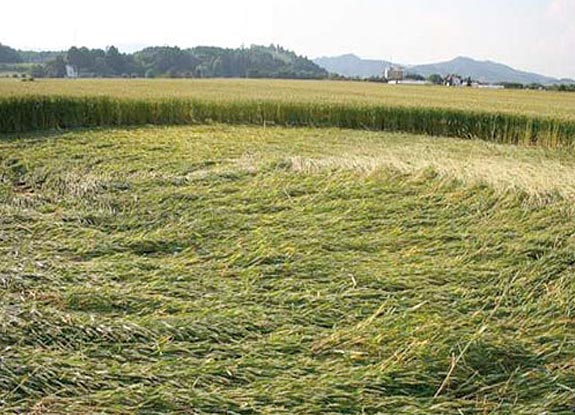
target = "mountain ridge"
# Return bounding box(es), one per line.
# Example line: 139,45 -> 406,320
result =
314,54 -> 392,79
314,54 -> 573,85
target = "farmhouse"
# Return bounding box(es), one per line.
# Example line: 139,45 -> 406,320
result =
444,74 -> 463,87
65,65 -> 78,79
385,66 -> 405,82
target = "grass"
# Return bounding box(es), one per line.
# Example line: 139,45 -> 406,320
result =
1,125 -> 575,414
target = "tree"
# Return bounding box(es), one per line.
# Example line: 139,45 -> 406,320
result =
501,82 -> 524,89
94,57 -> 110,77
0,43 -> 22,63
67,47 -> 106,76
43,56 -> 67,78
31,44 -> 328,80
67,47 -> 82,70
405,73 -> 425,81
30,64 -> 47,78
105,46 -> 126,76
427,74 -> 444,85
145,68 -> 156,78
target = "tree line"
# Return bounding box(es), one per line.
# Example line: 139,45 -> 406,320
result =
0,43 -> 328,79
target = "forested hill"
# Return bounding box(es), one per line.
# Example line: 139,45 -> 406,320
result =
5,44 -> 328,79
0,43 -> 22,63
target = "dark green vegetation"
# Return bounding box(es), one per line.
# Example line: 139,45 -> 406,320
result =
2,95 -> 575,146
17,50 -> 65,64
0,43 -> 22,63
0,63 -> 33,77
22,44 -> 327,79
1,125 -> 575,413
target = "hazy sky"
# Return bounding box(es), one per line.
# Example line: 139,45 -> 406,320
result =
2,0 -> 574,78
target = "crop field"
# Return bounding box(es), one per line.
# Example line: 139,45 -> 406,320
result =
2,78 -> 575,120
1,124 -> 575,414
2,79 -> 575,146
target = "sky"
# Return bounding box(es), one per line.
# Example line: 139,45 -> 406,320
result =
2,0 -> 574,79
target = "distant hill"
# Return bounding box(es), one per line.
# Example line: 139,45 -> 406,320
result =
409,57 -> 570,85
0,43 -> 22,63
314,54 -> 572,85
313,54 -> 392,78
7,44 -> 328,79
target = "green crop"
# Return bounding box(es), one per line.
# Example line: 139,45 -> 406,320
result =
1,96 -> 575,146
1,125 -> 575,414
2,79 -> 575,146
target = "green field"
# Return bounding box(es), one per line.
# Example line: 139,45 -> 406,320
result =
2,124 -> 575,414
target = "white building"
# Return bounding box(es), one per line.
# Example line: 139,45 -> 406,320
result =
444,74 -> 463,87
395,80 -> 428,85
385,66 -> 405,82
65,65 -> 78,79
477,84 -> 504,89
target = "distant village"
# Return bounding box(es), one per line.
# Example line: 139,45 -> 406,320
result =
383,66 -> 504,89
